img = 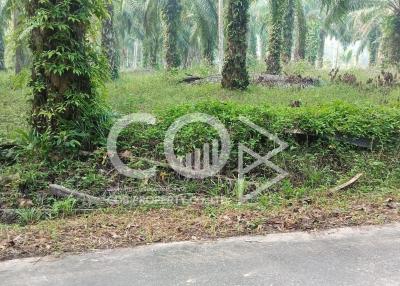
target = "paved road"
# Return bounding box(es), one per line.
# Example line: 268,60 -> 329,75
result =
1,224 -> 400,286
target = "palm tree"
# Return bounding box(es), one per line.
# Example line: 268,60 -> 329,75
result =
265,0 -> 285,74
118,0 -> 218,69
294,0 -> 307,60
323,0 -> 400,67
13,6 -> 25,74
161,0 -> 182,69
102,2 -> 119,79
281,0 -> 295,64
366,26 -> 381,66
144,1 -> 163,68
1,0 -> 29,73
26,0 -> 110,146
190,0 -> 218,65
0,28 -> 4,71
0,0 -> 6,70
222,0 -> 250,89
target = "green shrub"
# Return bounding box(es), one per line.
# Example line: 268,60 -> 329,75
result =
16,208 -> 43,226
122,100 -> 400,163
51,198 -> 77,219
9,69 -> 31,90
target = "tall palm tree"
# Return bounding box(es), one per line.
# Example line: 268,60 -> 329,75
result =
0,0 -> 6,70
294,0 -> 307,60
323,0 -> 400,67
281,0 -> 295,64
161,0 -> 182,69
117,0 -> 221,69
1,0 -> 29,73
222,0 -> 250,89
13,6 -> 25,74
102,2 -> 119,79
26,0 -> 110,148
0,28 -> 4,71
190,0 -> 218,64
265,0 -> 285,74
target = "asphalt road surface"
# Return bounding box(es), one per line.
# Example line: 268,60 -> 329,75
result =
1,223 -> 400,286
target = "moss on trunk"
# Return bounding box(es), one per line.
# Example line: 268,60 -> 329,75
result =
102,3 -> 119,80
281,0 -> 295,64
161,0 -> 182,70
265,0 -> 285,75
221,0 -> 250,90
294,0 -> 307,61
0,28 -> 5,71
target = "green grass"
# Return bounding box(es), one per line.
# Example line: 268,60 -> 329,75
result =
107,71 -> 400,116
0,72 -> 30,138
1,68 -> 399,138
1,68 -> 399,226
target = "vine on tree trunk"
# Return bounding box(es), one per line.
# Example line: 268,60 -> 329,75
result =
26,0 -> 111,151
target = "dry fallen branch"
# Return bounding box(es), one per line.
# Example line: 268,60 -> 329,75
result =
329,173 -> 364,193
48,184 -> 119,206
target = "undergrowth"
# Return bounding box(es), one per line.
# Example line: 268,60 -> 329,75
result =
1,69 -> 399,225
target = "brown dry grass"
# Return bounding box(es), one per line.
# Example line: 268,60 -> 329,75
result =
1,191 -> 399,261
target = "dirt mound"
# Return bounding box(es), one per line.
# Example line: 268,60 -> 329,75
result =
181,74 -> 320,88
255,74 -> 320,88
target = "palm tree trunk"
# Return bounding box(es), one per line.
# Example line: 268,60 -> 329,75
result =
367,27 -> 381,66
221,0 -> 250,89
294,0 -> 307,61
203,39 -> 214,65
218,0 -> 224,72
383,14 -> 400,68
26,0 -> 109,147
248,20 -> 258,60
281,0 -> 295,64
14,8 -> 25,74
0,28 -> 5,71
143,37 -> 159,69
317,29 -> 326,68
102,3 -> 119,80
152,39 -> 160,68
161,0 -> 182,70
265,0 -> 285,75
